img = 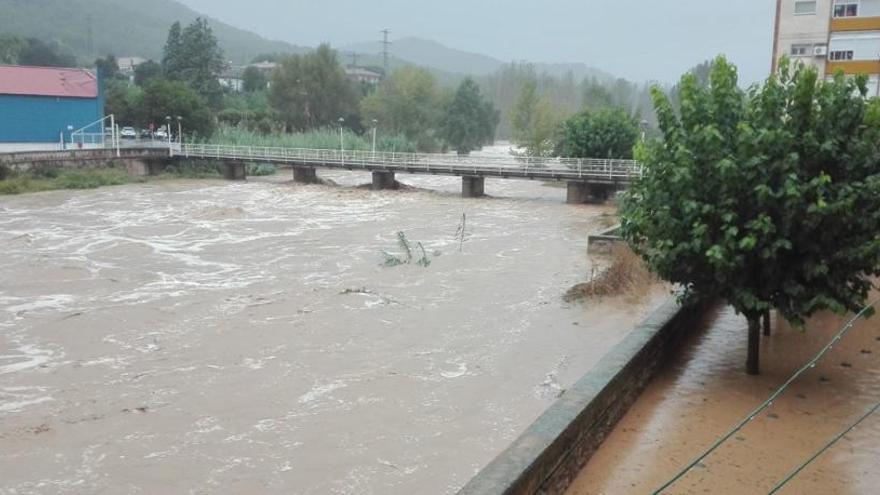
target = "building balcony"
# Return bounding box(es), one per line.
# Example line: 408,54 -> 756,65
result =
831,16 -> 880,32
826,59 -> 880,75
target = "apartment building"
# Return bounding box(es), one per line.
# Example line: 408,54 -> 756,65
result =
773,0 -> 880,94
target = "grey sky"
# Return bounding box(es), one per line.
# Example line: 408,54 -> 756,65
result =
178,0 -> 776,85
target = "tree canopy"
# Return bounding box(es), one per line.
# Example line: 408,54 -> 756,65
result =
439,78 -> 499,155
161,19 -> 225,108
621,56 -> 880,374
269,44 -> 357,131
560,108 -> 639,159
361,67 -> 446,152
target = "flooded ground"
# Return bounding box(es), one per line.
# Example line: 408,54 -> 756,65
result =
0,146 -> 663,494
568,302 -> 880,495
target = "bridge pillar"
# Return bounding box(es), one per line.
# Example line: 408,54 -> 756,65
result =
293,166 -> 318,184
566,182 -> 590,204
372,171 -> 397,190
222,161 -> 247,181
462,176 -> 485,198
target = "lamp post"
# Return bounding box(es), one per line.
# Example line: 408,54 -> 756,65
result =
338,117 -> 345,165
176,116 -> 183,145
371,119 -> 378,159
165,116 -> 172,155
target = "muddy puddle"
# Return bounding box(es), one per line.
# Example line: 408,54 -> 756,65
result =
568,302 -> 880,495
0,149 -> 664,494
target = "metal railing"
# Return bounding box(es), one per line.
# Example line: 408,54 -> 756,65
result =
177,144 -> 642,181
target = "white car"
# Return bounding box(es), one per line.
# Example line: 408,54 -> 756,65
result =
154,129 -> 168,139
120,127 -> 137,139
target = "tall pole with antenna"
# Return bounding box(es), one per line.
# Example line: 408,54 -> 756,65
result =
380,29 -> 391,79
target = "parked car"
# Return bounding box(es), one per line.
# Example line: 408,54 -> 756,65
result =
154,129 -> 168,139
120,127 -> 137,139
139,129 -> 153,139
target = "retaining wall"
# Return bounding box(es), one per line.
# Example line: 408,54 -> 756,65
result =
457,297 -> 711,495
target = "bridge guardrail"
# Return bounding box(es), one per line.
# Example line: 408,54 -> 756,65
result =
177,144 -> 642,181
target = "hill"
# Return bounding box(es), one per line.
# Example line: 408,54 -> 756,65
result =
0,0 -> 307,64
342,36 -> 614,82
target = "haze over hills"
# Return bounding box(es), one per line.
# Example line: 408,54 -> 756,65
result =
343,37 -> 615,82
0,0 -> 308,64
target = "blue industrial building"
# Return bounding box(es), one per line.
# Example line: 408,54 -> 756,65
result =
0,65 -> 104,148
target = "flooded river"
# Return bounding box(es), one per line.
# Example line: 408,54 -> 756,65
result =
0,150 -> 661,494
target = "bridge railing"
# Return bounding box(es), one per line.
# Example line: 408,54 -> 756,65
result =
177,144 -> 642,180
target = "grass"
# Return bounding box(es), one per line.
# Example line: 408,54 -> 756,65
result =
0,167 -> 141,195
205,125 -> 418,153
565,245 -> 656,302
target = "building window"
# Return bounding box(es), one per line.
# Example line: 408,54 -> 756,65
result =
794,1 -> 817,14
833,1 -> 859,17
829,50 -> 855,60
791,44 -> 812,56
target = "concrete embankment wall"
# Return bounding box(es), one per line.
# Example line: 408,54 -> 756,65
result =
458,298 -> 712,495
0,149 -> 169,174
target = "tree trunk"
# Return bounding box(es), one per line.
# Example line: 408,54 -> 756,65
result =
763,310 -> 771,337
747,317 -> 761,375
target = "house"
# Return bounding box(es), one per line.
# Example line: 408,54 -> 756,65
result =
345,67 -> 382,85
0,65 -> 104,151
219,66 -> 245,92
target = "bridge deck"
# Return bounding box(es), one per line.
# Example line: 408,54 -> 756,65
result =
178,144 -> 641,184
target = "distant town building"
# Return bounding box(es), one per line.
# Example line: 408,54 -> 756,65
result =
117,56 -> 147,84
0,65 -> 104,151
345,67 -> 382,85
772,0 -> 880,95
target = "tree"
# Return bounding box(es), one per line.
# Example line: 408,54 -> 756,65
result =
510,81 -> 539,145
17,38 -> 77,67
162,19 -> 225,108
440,78 -> 499,155
620,56 -> 880,375
269,44 -> 357,131
561,108 -> 639,159
242,66 -> 268,93
0,35 -> 28,64
161,22 -> 184,76
360,66 -> 445,152
95,54 -> 121,80
134,60 -> 162,86
140,79 -> 216,138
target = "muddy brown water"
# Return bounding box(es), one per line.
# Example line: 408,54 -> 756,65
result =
0,155 -> 663,494
568,303 -> 880,495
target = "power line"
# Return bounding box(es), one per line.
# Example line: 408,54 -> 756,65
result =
652,297 -> 880,494
380,29 -> 391,79
767,399 -> 880,494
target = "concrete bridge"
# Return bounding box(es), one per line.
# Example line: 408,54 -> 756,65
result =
1,145 -> 642,204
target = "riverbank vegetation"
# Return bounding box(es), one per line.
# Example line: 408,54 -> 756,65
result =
566,245 -> 655,302
0,166 -> 140,195
621,56 -> 880,375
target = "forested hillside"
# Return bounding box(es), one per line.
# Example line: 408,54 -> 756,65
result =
0,0 -> 306,64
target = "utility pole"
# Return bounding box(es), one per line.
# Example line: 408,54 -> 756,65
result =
380,29 -> 391,79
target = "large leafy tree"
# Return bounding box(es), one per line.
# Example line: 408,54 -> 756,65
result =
139,79 -> 216,138
561,108 -> 639,159
269,44 -> 356,131
242,66 -> 268,93
162,19 -> 225,108
621,56 -> 880,375
439,78 -> 499,155
509,81 -> 566,157
360,66 -> 445,152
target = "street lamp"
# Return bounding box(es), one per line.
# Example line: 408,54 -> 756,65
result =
165,116 -> 172,156
371,119 -> 378,159
176,116 -> 183,145
338,117 -> 345,164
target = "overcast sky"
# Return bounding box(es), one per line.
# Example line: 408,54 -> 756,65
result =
179,0 -> 776,85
